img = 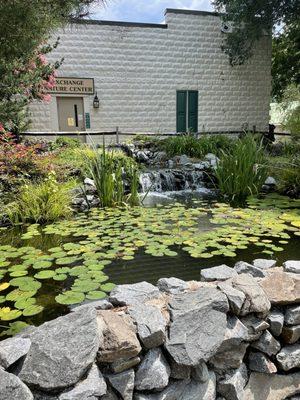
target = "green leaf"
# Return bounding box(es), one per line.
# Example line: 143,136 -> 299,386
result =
55,291 -> 85,305
34,271 -> 56,280
86,291 -> 106,300
0,321 -> 29,337
23,305 -> 44,317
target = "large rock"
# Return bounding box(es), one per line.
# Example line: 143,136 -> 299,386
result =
217,363 -> 248,400
276,344 -> 300,371
192,361 -> 209,383
267,310 -> 284,337
127,303 -> 166,348
179,372 -> 216,400
252,259 -> 276,269
18,307 -> 99,391
111,357 -> 141,374
134,380 -> 189,400
157,277 -> 188,294
259,271 -> 300,305
165,288 -> 229,366
281,325 -> 300,344
134,348 -> 170,392
0,337 -> 31,369
234,261 -> 266,278
71,299 -> 113,313
97,310 -> 141,363
0,369 -> 33,400
248,352 -> 277,374
200,265 -> 237,282
59,364 -> 107,400
109,282 -> 161,306
251,330 -> 281,356
169,358 -> 191,380
244,372 -> 300,400
285,304 -> 300,325
217,282 -> 245,314
232,274 -> 271,316
283,260 -> 300,274
240,315 -> 269,342
107,369 -> 134,400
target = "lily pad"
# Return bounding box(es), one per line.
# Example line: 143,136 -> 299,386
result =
23,305 -> 44,317
86,291 -> 106,300
34,270 -> 56,280
55,291 -> 85,305
0,307 -> 22,321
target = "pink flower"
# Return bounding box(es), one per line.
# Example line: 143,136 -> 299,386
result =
0,124 -> 4,132
38,54 -> 47,65
42,94 -> 52,103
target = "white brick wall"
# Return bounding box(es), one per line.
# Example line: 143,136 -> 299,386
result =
28,9 -> 272,134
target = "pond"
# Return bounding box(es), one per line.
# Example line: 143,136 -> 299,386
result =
0,193 -> 299,336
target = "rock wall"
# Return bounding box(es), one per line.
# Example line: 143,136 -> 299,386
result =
0,259 -> 299,400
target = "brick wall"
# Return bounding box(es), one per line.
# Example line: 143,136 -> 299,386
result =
28,9 -> 272,133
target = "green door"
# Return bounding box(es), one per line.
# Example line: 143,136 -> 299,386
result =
176,91 -> 187,133
188,91 -> 198,133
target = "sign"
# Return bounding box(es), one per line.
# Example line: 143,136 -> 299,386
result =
67,117 -> 75,127
85,113 -> 91,129
49,77 -> 94,95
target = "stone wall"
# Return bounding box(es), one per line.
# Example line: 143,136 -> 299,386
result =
28,9 -> 271,134
1,259 -> 299,400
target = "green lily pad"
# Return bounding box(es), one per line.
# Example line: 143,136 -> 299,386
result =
101,283 -> 116,292
23,305 -> 44,317
0,308 -> 22,321
34,271 -> 56,280
0,321 -> 29,337
32,261 -> 52,270
53,274 -> 68,281
15,297 -> 36,310
55,291 -> 85,305
86,291 -> 106,300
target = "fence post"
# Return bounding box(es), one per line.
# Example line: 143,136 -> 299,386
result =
116,126 -> 120,145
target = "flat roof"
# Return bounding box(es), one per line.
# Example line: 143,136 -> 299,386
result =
165,9 -> 220,17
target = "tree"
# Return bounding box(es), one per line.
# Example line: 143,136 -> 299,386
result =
0,0 -> 103,137
213,0 -> 300,99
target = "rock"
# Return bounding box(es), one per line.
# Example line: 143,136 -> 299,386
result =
285,304 -> 300,325
178,154 -> 190,165
205,153 -> 219,167
134,380 -> 189,400
59,364 -> 107,400
201,264 -> 237,282
169,358 -> 191,380
166,160 -> 174,168
283,260 -> 300,274
267,310 -> 284,336
240,315 -> 269,341
166,288 -> 229,366
252,259 -> 276,269
97,310 -> 141,363
210,343 -> 249,371
153,151 -> 168,164
111,357 -> 141,374
217,282 -> 245,314
107,369 -> 134,400
0,368 -> 33,400
259,271 -> 300,305
251,330 -> 281,356
0,337 -> 31,369
102,387 -> 119,400
244,372 -> 300,400
157,277 -> 188,294
32,391 -> 58,400
265,177 -> 277,186
180,372 -> 216,400
248,352 -> 277,374
136,151 -> 148,163
218,363 -> 248,400
18,307 -> 99,391
135,348 -> 170,392
71,299 -> 113,313
109,282 -> 161,306
281,325 -> 300,344
276,344 -> 300,371
232,274 -> 271,316
84,177 -> 95,187
128,303 -> 166,349
192,361 -> 209,383
234,261 -> 266,278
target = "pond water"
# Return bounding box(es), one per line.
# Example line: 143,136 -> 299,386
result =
0,193 -> 299,336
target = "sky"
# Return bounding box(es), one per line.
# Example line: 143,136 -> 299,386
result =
90,0 -> 214,23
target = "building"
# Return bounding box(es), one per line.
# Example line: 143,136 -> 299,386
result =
28,8 -> 271,137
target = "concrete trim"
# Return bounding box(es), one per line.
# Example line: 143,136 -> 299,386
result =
71,18 -> 168,29
165,8 -> 221,17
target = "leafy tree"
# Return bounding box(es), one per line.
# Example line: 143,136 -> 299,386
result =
0,0 -> 102,137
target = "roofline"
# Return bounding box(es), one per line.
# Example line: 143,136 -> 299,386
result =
165,8 -> 221,17
71,18 -> 168,29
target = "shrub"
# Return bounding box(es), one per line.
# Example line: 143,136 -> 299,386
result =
215,135 -> 268,206
50,136 -> 81,150
6,172 -> 73,224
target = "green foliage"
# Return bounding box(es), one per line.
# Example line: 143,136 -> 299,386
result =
280,85 -> 300,140
6,172 -> 73,224
215,135 -> 268,206
50,136 -> 81,150
162,134 -> 235,158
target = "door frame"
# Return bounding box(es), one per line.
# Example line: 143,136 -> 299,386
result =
56,96 -> 86,132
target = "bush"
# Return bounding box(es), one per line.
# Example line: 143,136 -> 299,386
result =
50,136 -> 81,150
268,155 -> 300,198
6,172 -> 73,224
215,135 -> 268,206
162,134 -> 235,158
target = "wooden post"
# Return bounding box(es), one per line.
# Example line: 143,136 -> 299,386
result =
116,126 -> 120,145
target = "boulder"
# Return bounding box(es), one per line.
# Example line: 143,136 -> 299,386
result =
157,277 -> 188,294
251,330 -> 281,356
240,315 -> 269,341
107,369 -> 134,400
232,274 -> 271,316
0,337 -> 31,369
217,363 -> 248,400
134,380 -> 189,400
252,259 -> 276,269
201,264 -> 237,282
178,154 -> 190,165
244,372 -> 300,400
165,288 -> 229,366
179,372 -> 216,400
276,344 -> 300,371
134,348 -> 170,392
111,357 -> 141,374
192,361 -> 209,383
109,282 -> 161,306
205,153 -> 219,168
84,177 -> 95,187
217,282 -> 245,314
283,260 -> 300,274
127,303 -> 166,349
59,364 -> 107,400
282,325 -> 300,344
259,271 -> 300,305
209,343 -> 249,371
169,358 -> 191,380
71,299 -> 113,313
248,352 -> 277,374
267,310 -> 284,337
264,177 -> 277,186
18,307 -> 99,392
0,369 -> 33,400
234,261 -> 266,278
97,310 -> 141,363
285,304 -> 300,325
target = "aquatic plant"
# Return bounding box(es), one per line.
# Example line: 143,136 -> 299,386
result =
215,135 -> 268,206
